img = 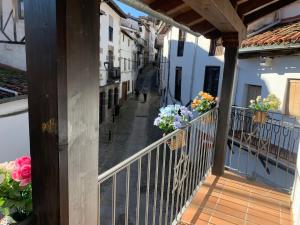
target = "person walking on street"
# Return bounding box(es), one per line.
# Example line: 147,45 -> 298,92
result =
141,87 -> 148,103
135,88 -> 140,100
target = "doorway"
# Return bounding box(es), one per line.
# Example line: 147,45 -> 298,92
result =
203,66 -> 220,97
122,81 -> 128,101
246,84 -> 262,107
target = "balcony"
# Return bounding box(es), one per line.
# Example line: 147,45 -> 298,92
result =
108,67 -> 121,81
97,107 -> 299,225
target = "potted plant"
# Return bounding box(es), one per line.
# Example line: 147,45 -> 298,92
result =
191,91 -> 217,123
249,94 -> 281,124
0,156 -> 32,225
154,105 -> 193,150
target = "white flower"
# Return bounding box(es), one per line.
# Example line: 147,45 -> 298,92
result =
0,174 -> 5,185
250,100 -> 255,104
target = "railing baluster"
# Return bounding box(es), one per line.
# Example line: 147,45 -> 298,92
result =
158,143 -> 166,225
98,183 -> 101,225
125,165 -> 130,225
184,126 -> 192,205
152,147 -> 160,225
164,144 -> 173,225
188,121 -> 196,197
136,158 -> 141,225
112,174 -> 116,225
170,147 -> 178,223
145,152 -> 151,225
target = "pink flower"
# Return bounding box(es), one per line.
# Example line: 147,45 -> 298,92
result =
15,156 -> 31,168
11,156 -> 31,186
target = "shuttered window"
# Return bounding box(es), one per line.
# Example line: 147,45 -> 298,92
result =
287,80 -> 300,117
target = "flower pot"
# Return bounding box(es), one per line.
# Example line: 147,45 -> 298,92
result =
202,114 -> 213,124
252,111 -> 268,124
165,130 -> 186,151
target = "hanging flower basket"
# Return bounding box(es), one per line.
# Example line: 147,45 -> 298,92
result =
249,94 -> 280,124
165,130 -> 186,151
202,113 -> 214,124
154,105 -> 192,150
252,111 -> 268,124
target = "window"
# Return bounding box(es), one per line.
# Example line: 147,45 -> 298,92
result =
203,66 -> 220,97
128,59 -> 130,70
127,81 -> 130,91
286,80 -> 300,117
108,89 -> 113,109
18,0 -> 24,19
124,58 -> 126,71
175,67 -> 182,101
246,85 -> 262,107
209,39 -> 223,56
109,26 -> 113,42
177,30 -> 186,57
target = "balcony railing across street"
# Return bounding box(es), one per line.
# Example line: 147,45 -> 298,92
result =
98,108 -> 218,225
227,106 -> 300,191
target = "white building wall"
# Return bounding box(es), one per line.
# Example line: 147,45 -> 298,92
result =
161,27 -> 224,106
99,2 -> 121,87
0,99 -> 30,161
119,32 -> 134,97
0,0 -> 26,70
235,56 -> 300,111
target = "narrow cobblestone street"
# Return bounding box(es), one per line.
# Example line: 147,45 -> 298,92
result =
99,65 -> 162,173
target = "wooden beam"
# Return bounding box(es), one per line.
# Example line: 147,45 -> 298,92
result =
238,0 -> 277,16
24,0 -> 100,224
212,33 -> 239,176
173,9 -> 202,24
166,4 -> 189,17
150,0 -> 184,11
244,0 -> 296,24
182,0 -> 246,39
191,20 -> 215,34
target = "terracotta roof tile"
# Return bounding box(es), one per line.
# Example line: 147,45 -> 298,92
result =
241,21 -> 300,48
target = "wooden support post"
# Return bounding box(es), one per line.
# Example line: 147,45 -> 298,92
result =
24,0 -> 99,225
212,33 -> 239,176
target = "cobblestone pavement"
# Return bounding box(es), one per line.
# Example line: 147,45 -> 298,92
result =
99,64 -> 162,173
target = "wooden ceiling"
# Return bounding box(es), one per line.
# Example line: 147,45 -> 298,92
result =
142,0 -> 297,39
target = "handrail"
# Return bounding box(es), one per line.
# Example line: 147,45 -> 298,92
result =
98,108 -> 216,182
98,107 -> 218,225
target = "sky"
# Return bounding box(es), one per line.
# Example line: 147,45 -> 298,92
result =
115,0 -> 148,17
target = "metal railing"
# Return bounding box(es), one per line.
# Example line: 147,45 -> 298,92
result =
226,106 -> 300,191
98,108 -> 218,225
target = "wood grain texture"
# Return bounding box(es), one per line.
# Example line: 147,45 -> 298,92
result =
182,0 -> 246,40
212,43 -> 238,176
24,0 -> 100,224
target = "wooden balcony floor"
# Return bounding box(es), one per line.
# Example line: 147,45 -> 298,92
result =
179,171 -> 293,225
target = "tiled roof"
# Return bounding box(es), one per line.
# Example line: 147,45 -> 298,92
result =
241,21 -> 300,48
0,68 -> 27,100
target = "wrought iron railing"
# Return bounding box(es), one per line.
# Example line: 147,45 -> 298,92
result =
98,108 -> 218,225
226,106 -> 300,191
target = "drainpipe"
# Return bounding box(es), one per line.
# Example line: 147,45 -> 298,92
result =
189,36 -> 199,103
165,28 -> 173,105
